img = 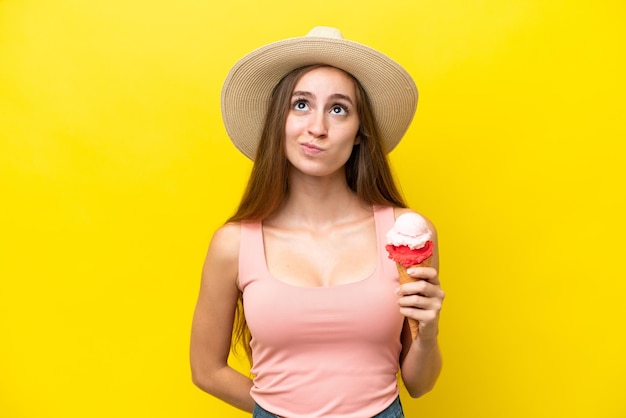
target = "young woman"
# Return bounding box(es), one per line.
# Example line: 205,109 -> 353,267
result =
190,27 -> 445,418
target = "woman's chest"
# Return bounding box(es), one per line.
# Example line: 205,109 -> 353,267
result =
263,220 -> 378,287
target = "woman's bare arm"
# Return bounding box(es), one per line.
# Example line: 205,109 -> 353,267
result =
190,223 -> 254,412
397,212 -> 445,397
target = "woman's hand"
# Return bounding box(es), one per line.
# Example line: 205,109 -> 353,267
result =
396,266 -> 445,341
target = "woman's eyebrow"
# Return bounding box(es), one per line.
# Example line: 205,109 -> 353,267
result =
292,91 -> 354,105
292,90 -> 314,98
329,93 -> 354,105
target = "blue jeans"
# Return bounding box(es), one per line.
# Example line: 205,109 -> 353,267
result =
252,396 -> 404,418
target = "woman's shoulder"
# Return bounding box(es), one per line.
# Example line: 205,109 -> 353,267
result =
206,222 -> 242,265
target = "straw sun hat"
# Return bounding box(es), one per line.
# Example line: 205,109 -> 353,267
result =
221,26 -> 418,160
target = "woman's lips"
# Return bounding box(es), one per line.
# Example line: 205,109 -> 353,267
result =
301,143 -> 324,155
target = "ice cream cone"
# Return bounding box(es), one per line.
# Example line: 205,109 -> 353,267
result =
385,212 -> 435,341
396,257 -> 431,340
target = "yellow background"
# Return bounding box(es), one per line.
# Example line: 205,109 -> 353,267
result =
1,0 -> 625,417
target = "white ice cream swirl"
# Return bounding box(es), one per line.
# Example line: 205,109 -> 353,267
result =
385,212 -> 431,250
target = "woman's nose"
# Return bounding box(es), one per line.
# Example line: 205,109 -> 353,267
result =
307,111 -> 328,138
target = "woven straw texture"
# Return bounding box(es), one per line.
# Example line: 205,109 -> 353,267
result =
221,29 -> 418,160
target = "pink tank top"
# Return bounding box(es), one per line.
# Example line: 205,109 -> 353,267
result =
239,206 -> 404,418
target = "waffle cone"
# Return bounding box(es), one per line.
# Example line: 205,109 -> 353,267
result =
396,257 -> 432,340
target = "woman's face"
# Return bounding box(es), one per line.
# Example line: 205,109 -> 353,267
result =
284,66 -> 360,178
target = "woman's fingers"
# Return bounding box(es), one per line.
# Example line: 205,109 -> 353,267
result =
396,278 -> 443,299
406,266 -> 439,285
398,291 -> 444,311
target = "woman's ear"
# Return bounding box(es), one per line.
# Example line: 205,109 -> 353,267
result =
354,125 -> 364,145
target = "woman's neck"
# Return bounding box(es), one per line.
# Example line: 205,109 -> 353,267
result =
268,171 -> 370,229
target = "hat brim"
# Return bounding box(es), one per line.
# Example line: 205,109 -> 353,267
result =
221,34 -> 418,160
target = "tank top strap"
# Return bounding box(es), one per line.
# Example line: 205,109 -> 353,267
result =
373,206 -> 399,280
238,221 -> 266,290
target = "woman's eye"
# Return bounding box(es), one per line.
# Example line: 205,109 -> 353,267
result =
331,105 -> 347,115
294,100 -> 309,111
